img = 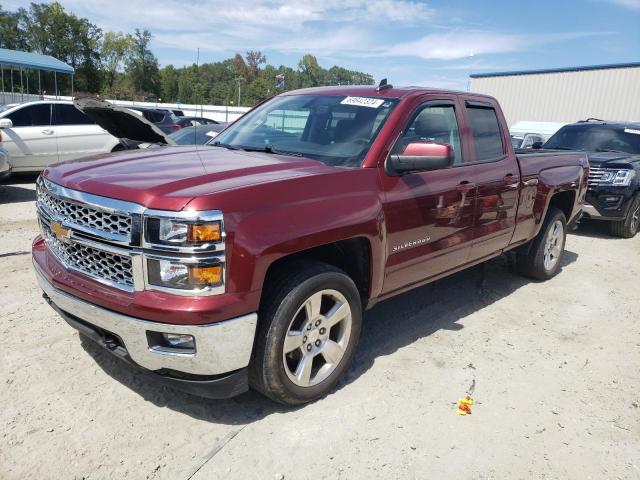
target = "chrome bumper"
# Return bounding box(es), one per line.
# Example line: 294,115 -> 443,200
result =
34,265 -> 258,376
582,203 -> 603,219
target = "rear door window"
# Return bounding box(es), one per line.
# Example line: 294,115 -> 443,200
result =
6,104 -> 51,127
54,104 -> 95,125
466,106 -> 504,161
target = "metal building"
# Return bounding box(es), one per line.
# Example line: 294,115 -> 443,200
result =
469,62 -> 640,127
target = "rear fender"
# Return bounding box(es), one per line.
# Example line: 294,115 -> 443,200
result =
531,164 -> 584,238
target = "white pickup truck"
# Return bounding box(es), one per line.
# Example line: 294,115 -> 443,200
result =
0,100 -> 121,174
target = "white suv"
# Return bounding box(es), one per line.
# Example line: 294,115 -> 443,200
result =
0,101 -> 121,174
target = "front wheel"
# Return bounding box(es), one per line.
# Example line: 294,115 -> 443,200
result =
610,194 -> 640,239
250,262 -> 362,405
517,208 -> 567,280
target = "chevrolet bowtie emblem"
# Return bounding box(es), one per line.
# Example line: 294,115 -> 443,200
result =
51,221 -> 71,241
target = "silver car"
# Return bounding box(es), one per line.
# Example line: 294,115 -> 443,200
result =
0,145 -> 10,180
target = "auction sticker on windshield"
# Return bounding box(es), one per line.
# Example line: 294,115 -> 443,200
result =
341,96 -> 385,108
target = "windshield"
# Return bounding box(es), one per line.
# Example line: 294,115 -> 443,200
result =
212,94 -> 398,167
545,125 -> 640,154
169,126 -> 218,145
510,135 -> 523,148
0,104 -> 15,114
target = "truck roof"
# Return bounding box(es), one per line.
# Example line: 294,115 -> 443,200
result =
281,85 -> 494,100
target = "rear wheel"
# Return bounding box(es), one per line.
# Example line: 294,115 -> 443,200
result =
250,262 -> 362,405
610,194 -> 640,239
517,208 -> 567,280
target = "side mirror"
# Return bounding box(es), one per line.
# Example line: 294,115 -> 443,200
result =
386,142 -> 454,176
0,118 -> 13,129
532,141 -> 543,149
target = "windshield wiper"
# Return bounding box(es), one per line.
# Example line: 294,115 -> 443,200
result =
211,141 -> 242,150
240,145 -> 304,157
547,146 -> 574,150
595,148 -> 628,154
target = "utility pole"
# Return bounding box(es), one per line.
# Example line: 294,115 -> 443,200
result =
235,76 -> 245,107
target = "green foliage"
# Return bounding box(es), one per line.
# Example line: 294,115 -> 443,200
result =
14,2 -> 103,93
125,29 -> 160,99
101,31 -> 134,94
0,3 -> 374,105
0,4 -> 29,50
160,52 -> 374,107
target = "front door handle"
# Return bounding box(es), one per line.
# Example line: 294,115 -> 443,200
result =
41,129 -> 54,135
457,180 -> 476,192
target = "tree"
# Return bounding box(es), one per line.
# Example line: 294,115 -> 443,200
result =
0,5 -> 29,50
159,65 -> 179,102
298,54 -> 323,88
17,2 -> 103,93
101,31 -> 134,92
245,50 -> 266,75
126,29 -> 160,98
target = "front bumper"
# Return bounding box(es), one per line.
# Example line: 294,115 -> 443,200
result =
0,148 -> 10,180
35,264 -> 258,398
583,188 -> 636,221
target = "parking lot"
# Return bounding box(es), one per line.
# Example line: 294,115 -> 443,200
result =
0,175 -> 638,479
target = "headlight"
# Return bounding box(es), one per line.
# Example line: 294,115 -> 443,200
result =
157,218 -> 222,244
142,210 -> 226,295
147,258 -> 223,291
612,169 -> 635,186
145,214 -> 223,249
595,168 -> 635,187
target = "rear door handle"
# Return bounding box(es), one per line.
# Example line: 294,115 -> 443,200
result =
41,129 -> 54,135
457,180 -> 476,192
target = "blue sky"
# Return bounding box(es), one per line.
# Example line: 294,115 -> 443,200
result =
7,0 -> 640,90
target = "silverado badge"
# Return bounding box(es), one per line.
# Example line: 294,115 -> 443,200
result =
50,221 -> 71,241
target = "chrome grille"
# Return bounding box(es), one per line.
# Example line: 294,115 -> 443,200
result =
38,183 -> 132,239
588,166 -> 610,187
41,220 -> 134,289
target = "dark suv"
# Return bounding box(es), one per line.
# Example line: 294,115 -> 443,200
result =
121,106 -> 181,134
544,120 -> 640,238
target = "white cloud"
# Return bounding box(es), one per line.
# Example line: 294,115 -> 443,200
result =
39,0 -> 434,62
379,30 -> 613,60
54,0 -> 434,34
605,0 -> 640,8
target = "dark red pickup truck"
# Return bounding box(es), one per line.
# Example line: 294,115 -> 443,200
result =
33,86 -> 589,404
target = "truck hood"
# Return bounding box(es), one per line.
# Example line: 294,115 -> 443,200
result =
43,146 -> 334,211
586,151 -> 640,168
73,97 -> 174,145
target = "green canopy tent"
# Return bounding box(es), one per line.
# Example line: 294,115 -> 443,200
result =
0,48 -> 75,104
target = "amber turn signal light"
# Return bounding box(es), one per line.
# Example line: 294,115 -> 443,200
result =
188,222 -> 221,243
188,265 -> 223,286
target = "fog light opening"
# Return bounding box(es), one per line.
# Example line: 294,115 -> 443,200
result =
162,333 -> 195,349
147,331 -> 196,354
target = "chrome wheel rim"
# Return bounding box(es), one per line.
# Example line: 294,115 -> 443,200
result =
631,203 -> 640,233
543,220 -> 563,271
282,289 -> 352,388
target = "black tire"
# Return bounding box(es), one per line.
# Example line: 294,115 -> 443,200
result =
517,208 -> 567,280
610,194 -> 640,239
250,261 -> 362,405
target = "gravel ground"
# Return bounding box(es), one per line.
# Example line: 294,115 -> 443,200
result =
1,175 -> 639,480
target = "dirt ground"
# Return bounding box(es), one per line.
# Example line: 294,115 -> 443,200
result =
1,174 -> 639,480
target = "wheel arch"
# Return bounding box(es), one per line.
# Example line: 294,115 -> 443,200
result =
260,237 -> 374,310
